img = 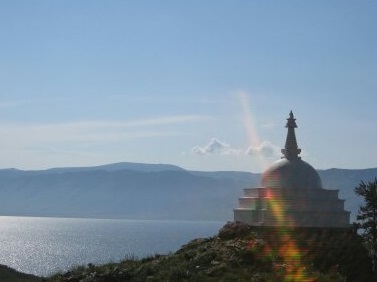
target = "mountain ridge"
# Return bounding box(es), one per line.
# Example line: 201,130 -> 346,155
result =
0,162 -> 376,222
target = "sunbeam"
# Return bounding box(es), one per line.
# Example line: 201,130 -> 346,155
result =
237,91 -> 270,172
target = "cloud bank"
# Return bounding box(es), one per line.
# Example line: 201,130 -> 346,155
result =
245,141 -> 280,158
192,138 -> 280,158
191,138 -> 241,155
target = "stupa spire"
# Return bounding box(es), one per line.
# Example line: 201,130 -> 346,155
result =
281,111 -> 301,160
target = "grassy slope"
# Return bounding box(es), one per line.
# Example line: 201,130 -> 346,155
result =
47,222 -> 374,282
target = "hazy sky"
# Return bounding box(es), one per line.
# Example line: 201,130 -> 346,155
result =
0,1 -> 376,172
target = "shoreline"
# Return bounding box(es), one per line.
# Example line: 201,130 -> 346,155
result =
4,222 -> 373,281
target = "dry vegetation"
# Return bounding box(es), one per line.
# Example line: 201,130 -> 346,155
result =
46,222 -> 374,282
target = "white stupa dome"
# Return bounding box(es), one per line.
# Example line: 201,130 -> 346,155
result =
261,111 -> 322,190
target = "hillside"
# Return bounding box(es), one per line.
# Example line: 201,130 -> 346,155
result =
0,264 -> 40,282
47,222 -> 374,281
0,162 -> 376,221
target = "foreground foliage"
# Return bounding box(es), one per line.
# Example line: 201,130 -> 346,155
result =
47,222 -> 373,282
354,178 -> 377,273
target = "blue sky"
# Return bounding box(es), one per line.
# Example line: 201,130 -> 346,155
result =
0,1 -> 376,172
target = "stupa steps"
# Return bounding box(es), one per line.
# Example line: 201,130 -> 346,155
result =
242,188 -> 340,198
238,197 -> 345,208
234,209 -> 350,228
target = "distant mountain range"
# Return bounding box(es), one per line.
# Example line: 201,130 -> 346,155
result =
0,162 -> 375,222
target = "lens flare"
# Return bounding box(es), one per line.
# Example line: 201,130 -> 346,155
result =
237,91 -> 270,172
265,190 -> 314,281
238,93 -> 315,280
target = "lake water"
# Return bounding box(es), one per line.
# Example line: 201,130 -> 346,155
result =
0,216 -> 225,277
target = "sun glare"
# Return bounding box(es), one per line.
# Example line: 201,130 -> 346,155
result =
238,93 -> 316,280
237,91 -> 270,172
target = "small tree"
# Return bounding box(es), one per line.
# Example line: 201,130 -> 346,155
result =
355,178 -> 377,273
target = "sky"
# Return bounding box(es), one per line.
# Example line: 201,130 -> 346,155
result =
0,1 -> 376,172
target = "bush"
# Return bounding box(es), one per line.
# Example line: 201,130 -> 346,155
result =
218,221 -> 250,240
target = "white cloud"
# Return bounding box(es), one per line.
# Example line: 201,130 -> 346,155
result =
191,138 -> 241,155
0,115 -> 211,155
192,138 -> 280,158
246,141 -> 280,158
0,114 -> 209,136
0,115 -> 212,169
37,114 -> 210,130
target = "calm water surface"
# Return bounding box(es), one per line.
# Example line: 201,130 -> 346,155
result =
0,216 -> 225,277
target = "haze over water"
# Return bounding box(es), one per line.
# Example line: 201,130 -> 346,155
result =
0,216 -> 224,277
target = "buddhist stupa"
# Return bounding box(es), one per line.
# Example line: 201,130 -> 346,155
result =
234,111 -> 350,227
